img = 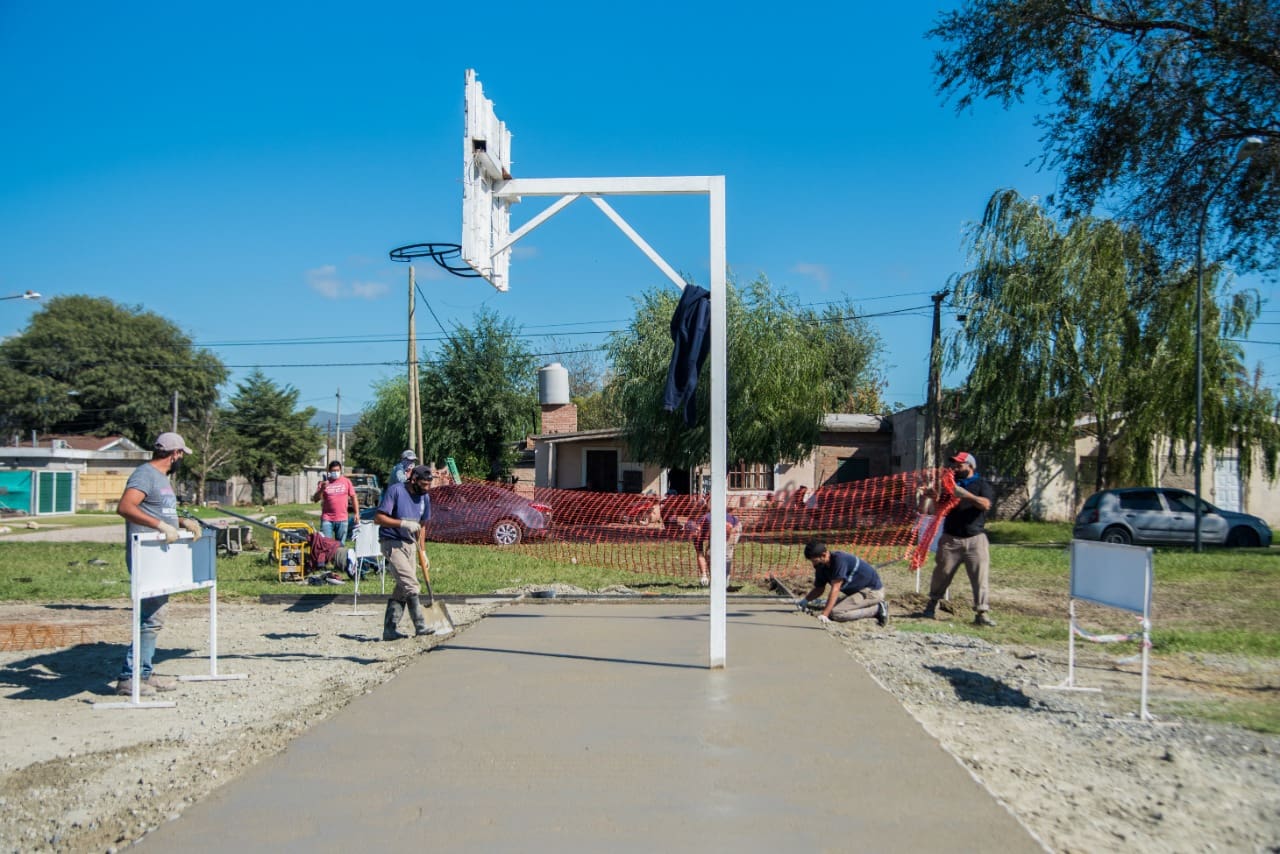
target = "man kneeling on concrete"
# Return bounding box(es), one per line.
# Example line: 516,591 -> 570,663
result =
374,464 -> 435,640
795,541 -> 888,626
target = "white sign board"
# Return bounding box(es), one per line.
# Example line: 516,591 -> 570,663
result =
132,533 -> 217,598
95,532 -> 242,710
1069,539 -> 1152,615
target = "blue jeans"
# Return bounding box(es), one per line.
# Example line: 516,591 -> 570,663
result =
321,518 -> 350,543
120,594 -> 169,679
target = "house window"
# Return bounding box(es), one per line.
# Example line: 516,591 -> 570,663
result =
728,462 -> 774,491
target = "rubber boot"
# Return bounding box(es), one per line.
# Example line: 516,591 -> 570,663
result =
408,594 -> 433,636
382,599 -> 408,641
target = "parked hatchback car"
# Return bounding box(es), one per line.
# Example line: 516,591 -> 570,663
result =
1073,487 -> 1273,548
361,483 -> 550,546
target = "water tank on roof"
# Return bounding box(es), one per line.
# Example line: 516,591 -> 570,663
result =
538,362 -> 570,405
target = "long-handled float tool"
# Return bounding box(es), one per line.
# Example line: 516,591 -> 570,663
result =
199,506 -> 309,541
416,545 -> 454,636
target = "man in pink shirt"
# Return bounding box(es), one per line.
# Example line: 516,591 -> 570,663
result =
312,460 -> 359,543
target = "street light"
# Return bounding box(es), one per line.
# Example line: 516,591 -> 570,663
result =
1194,135 -> 1263,552
1,290 -> 41,301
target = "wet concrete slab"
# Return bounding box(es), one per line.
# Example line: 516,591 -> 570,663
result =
138,602 -> 1044,852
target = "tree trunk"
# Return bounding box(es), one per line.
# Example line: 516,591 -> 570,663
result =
1096,434 -> 1110,493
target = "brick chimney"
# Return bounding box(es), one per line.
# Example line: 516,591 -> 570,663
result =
540,403 -> 578,435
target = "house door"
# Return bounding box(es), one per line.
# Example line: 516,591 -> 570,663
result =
667,468 -> 690,494
1214,456 -> 1241,512
36,470 -> 75,515
585,450 -> 618,492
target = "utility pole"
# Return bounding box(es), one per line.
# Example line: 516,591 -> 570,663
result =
926,290 -> 946,472
335,387 -> 342,462
407,266 -> 422,460
172,391 -> 179,432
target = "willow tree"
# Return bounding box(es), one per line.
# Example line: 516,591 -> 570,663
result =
946,189 -> 1272,491
931,0 -> 1280,274
607,275 -> 886,471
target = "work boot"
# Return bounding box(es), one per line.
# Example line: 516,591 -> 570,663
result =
407,594 -> 433,637
144,674 -> 179,692
382,599 -> 409,641
920,599 -> 937,619
115,679 -> 155,697
876,600 -> 889,627
974,612 -> 997,627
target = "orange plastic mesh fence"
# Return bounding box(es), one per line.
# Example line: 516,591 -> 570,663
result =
427,469 -> 958,586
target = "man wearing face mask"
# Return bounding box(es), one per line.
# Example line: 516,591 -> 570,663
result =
921,452 -> 997,627
312,460 -> 359,544
112,432 -> 203,695
373,464 -> 435,640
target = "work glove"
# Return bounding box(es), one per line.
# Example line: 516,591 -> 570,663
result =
399,519 -> 421,535
179,517 -> 203,542
817,614 -> 831,625
156,521 -> 181,544
794,598 -> 809,610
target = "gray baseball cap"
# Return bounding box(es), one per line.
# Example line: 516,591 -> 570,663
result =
154,432 -> 192,453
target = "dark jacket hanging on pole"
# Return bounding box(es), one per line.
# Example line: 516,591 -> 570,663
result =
662,285 -> 711,427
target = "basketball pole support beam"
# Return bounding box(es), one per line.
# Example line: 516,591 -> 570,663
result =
494,176 -> 730,668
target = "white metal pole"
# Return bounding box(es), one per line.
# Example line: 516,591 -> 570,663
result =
208,583 -> 219,677
1066,599 -> 1077,688
708,176 -> 727,669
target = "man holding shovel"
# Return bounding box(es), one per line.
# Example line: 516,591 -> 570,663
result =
373,464 -> 435,640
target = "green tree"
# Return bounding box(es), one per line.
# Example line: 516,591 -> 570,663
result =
223,370 -> 324,502
0,295 -> 226,444
542,340 -> 621,431
184,405 -> 241,505
931,0 -> 1280,274
606,276 -> 886,470
807,301 -> 887,414
946,189 -> 1275,489
420,309 -> 537,480
347,376 -> 411,480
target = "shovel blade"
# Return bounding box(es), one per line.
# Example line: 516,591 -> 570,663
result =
424,600 -> 454,636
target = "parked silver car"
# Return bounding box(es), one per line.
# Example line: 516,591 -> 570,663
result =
1073,487 -> 1273,548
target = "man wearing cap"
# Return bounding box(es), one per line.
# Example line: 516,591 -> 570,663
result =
922,452 -> 997,626
112,432 -> 204,695
373,464 -> 435,640
390,449 -> 417,486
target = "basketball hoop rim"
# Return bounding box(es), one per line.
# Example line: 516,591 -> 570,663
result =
388,242 -> 482,278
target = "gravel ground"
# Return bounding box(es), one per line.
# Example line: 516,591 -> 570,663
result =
0,592 -> 1277,853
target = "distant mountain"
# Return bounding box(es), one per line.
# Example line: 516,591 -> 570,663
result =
309,410 -> 357,433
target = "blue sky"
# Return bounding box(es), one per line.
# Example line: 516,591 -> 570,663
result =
3,1 -> 1274,427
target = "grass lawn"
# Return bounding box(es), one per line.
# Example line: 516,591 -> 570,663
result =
1,513 -> 1276,731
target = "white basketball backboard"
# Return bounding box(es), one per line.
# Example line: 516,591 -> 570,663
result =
462,69 -> 513,291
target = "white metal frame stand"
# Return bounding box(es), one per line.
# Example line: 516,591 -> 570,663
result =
95,533 -> 246,711
1040,540 -> 1153,721
345,520 -> 384,617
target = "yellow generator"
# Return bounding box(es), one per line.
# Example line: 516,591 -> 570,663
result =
274,522 -> 314,581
